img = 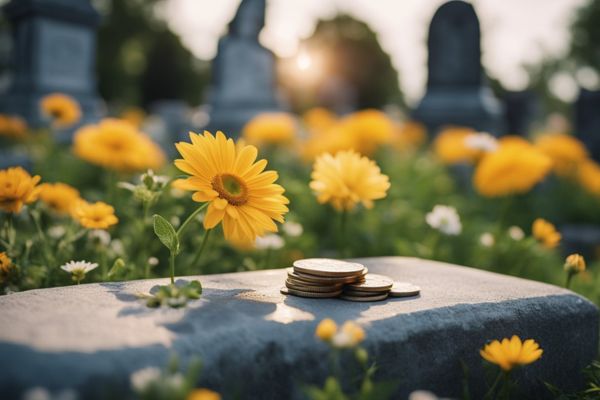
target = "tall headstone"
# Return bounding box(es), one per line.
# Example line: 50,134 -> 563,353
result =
575,89 -> 600,161
412,0 -> 504,136
0,0 -> 102,127
503,90 -> 539,135
207,0 -> 281,137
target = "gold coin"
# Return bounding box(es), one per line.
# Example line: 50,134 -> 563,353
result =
285,279 -> 342,293
342,289 -> 390,297
292,258 -> 365,277
340,293 -> 388,302
389,282 -> 421,297
346,274 -> 393,292
280,287 -> 342,298
287,268 -> 361,284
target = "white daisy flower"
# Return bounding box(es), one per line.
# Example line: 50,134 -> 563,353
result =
464,132 -> 498,152
88,229 -> 111,246
282,221 -> 303,237
130,367 -> 161,392
48,226 -> 66,239
508,226 -> 525,241
479,232 -> 495,247
255,234 -> 285,250
60,260 -> 98,284
425,205 -> 462,235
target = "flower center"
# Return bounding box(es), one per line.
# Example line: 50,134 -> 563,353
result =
211,173 -> 248,206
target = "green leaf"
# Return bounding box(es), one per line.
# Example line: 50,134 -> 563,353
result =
153,215 -> 180,254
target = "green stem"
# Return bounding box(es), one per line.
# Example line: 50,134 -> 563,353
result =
177,203 -> 208,237
565,272 -> 574,289
190,228 -> 212,270
169,251 -> 176,285
29,209 -> 54,267
483,370 -> 504,400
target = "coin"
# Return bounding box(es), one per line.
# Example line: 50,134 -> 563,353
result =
293,258 -> 365,277
346,274 -> 393,292
285,279 -> 343,293
286,276 -> 342,287
389,282 -> 421,297
343,289 -> 389,297
340,293 -> 388,302
280,286 -> 342,298
287,268 -> 362,284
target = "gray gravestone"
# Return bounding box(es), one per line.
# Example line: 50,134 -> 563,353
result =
0,0 -> 102,128
412,0 -> 504,136
206,0 -> 281,137
0,257 -> 596,399
575,89 -> 600,161
503,90 -> 539,135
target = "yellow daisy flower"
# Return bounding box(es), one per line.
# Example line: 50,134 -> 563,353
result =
72,200 -> 119,229
473,141 -> 552,197
0,115 -> 28,140
174,131 -> 289,245
73,118 -> 165,173
340,109 -> 394,156
187,389 -> 221,400
310,150 -> 390,212
532,218 -> 561,249
40,93 -> 81,128
302,107 -> 337,135
480,335 -> 543,371
38,183 -> 81,215
564,253 -> 586,274
300,124 -> 355,161
315,318 -> 338,341
535,133 -> 588,176
0,166 -> 41,213
242,112 -> 297,147
433,126 -> 480,164
0,251 -> 14,284
577,159 -> 600,197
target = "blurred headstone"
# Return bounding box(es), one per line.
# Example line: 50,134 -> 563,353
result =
575,89 -> 600,161
561,224 -> 600,261
412,0 -> 504,136
0,0 -> 103,127
207,0 -> 281,137
502,90 -> 539,136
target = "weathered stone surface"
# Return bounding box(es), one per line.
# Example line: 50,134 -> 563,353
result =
0,257 -> 597,399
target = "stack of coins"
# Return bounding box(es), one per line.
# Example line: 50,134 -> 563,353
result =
280,258 -> 421,302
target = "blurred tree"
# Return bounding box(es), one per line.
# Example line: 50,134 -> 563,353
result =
280,14 -> 404,113
570,0 -> 600,74
94,0 -> 209,108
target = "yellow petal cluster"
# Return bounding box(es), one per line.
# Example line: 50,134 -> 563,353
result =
577,159 -> 600,197
564,253 -> 586,274
73,119 -> 165,173
40,93 -> 81,128
535,133 -> 588,176
187,389 -> 221,400
433,127 -> 479,164
315,318 -> 338,341
480,335 -> 543,371
242,113 -> 297,147
38,183 -> 81,215
302,107 -> 337,135
72,200 -> 119,229
0,114 -> 27,139
473,141 -> 552,197
310,150 -> 390,212
0,167 -> 41,213
532,218 -> 561,249
0,251 -> 14,283
315,319 -> 365,347
393,121 -> 427,151
340,109 -> 394,156
174,131 -> 289,245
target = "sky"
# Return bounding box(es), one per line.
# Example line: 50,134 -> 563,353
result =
163,0 -> 589,105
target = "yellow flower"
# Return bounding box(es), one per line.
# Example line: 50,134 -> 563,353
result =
40,93 -> 81,128
535,133 -> 588,176
473,141 -> 552,197
242,113 -> 296,147
38,183 -> 81,215
72,200 -> 119,229
316,318 -> 338,341
532,218 -> 561,249
73,119 -> 165,173
0,167 -> 41,213
577,159 -> 600,197
187,389 -> 221,400
303,107 -> 337,135
174,131 -> 289,245
480,335 -> 543,371
0,115 -> 28,139
332,321 -> 366,348
433,127 -> 480,164
340,109 -> 394,156
0,251 -> 14,283
564,253 -> 586,274
393,121 -> 427,151
310,150 -> 390,211
300,125 -> 355,161
120,107 -> 146,128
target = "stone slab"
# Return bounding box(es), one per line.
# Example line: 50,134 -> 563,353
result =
0,257 -> 597,399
